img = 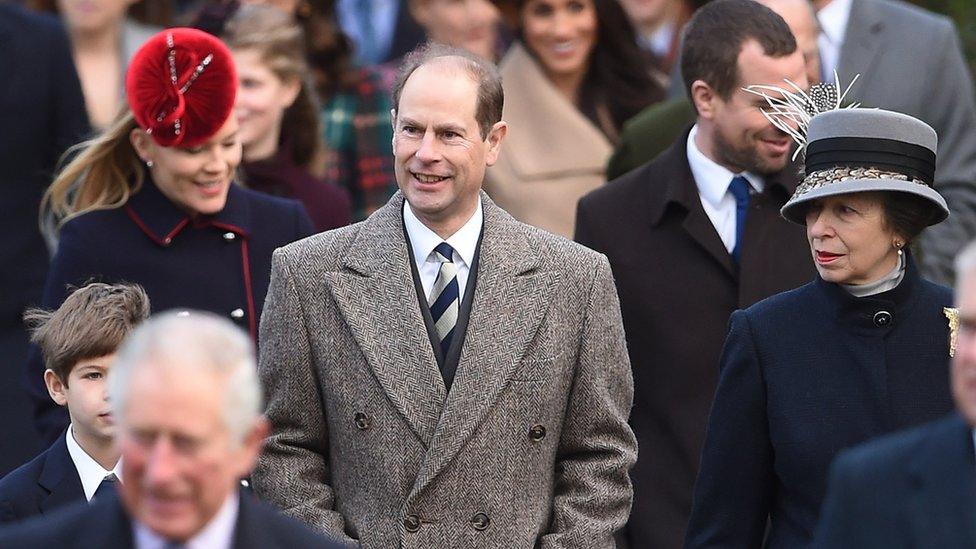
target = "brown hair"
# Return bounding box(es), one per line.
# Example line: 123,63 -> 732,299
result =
883,192 -> 941,245
24,282 -> 151,384
223,4 -> 323,168
392,42 -> 503,139
680,0 -> 797,105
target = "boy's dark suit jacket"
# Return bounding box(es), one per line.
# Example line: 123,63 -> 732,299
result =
0,432 -> 84,523
0,490 -> 345,548
815,413 -> 976,549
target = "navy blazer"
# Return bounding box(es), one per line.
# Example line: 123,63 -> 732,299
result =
685,256 -> 955,548
0,432 -> 84,523
28,181 -> 314,444
815,413 -> 976,549
0,489 -> 344,548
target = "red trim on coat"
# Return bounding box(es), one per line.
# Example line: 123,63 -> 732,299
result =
124,205 -> 190,247
210,221 -> 257,341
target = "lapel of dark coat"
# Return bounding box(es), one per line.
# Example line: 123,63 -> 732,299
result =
324,193 -> 446,447
38,433 -> 86,514
907,413 -> 976,547
837,0 -> 885,91
409,194 -> 555,498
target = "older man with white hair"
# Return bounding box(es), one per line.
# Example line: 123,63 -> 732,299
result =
0,311 -> 342,549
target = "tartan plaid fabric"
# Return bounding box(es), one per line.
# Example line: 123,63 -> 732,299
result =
321,65 -> 398,221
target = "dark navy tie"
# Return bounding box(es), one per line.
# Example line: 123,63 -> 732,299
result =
428,243 -> 459,358
92,473 -> 117,502
729,176 -> 752,264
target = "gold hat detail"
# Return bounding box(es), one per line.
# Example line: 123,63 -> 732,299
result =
945,307 -> 959,357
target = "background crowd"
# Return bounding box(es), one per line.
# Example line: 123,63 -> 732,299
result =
1,0 -> 976,547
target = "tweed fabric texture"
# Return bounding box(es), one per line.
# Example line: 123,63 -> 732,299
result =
253,192 -> 636,548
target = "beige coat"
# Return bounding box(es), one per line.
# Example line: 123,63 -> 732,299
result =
252,192 -> 636,549
484,43 -> 612,239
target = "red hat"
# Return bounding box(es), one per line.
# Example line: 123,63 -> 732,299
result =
126,28 -> 236,148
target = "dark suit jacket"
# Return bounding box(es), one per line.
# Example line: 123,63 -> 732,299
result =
0,3 -> 90,478
685,257 -> 955,549
0,432 -> 84,523
575,128 -> 813,549
605,98 -> 695,181
29,181 -> 314,444
0,489 -> 344,548
815,413 -> 976,549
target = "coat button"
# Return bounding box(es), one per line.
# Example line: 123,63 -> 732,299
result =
230,308 -> 245,320
470,512 -> 490,531
354,412 -> 371,430
162,237 -> 172,246
528,424 -> 546,441
873,310 -> 892,327
404,514 -> 421,532
222,231 -> 236,241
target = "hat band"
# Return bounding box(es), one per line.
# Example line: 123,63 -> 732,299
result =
806,137 -> 936,185
796,166 -> 928,198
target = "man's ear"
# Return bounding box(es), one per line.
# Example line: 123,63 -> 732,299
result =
238,416 -> 270,478
390,109 -> 398,151
484,121 -> 508,167
690,80 -> 718,120
44,369 -> 69,407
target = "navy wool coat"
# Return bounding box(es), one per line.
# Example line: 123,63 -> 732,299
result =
27,180 -> 314,444
0,431 -> 84,523
815,412 -> 976,549
685,256 -> 954,548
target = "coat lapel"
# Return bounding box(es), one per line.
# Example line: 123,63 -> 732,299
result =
410,196 -> 556,496
907,414 -> 976,547
38,433 -> 86,514
837,0 -> 885,93
324,194 -> 446,447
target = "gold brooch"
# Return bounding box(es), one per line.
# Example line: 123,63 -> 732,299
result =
945,307 -> 960,357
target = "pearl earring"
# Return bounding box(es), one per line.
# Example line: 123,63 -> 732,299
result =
146,160 -> 154,168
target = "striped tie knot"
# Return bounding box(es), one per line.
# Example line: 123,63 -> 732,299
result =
428,242 -> 459,357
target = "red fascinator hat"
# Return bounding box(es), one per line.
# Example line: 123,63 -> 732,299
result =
126,28 -> 236,148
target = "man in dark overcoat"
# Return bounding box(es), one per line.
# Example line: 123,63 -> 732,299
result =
814,241 -> 976,549
575,1 -> 815,547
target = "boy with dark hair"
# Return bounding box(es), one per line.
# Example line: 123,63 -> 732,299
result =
0,282 -> 149,522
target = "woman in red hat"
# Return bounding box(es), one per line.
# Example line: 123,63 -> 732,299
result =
29,27 -> 314,444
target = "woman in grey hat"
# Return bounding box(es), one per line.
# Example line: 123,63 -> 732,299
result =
685,107 -> 955,548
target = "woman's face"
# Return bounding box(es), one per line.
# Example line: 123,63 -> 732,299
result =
56,0 -> 135,33
805,193 -> 903,285
131,116 -> 243,217
232,49 -> 300,159
410,0 -> 501,62
521,0 -> 598,82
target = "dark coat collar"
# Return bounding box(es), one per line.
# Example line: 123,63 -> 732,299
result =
124,177 -> 253,246
815,251 -> 921,335
38,430 -> 85,514
645,125 -> 799,227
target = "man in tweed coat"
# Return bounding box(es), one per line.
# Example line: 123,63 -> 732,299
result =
252,44 -> 636,548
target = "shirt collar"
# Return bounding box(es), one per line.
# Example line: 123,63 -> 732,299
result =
818,0 -> 853,49
403,199 -> 483,270
65,425 -> 122,501
134,493 -> 239,549
686,124 -> 764,207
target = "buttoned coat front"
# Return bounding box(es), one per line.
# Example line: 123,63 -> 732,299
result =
252,193 -> 636,549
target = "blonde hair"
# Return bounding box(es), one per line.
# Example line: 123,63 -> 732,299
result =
41,110 -> 145,230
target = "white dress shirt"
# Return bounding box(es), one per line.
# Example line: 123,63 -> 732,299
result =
686,125 -> 765,254
403,200 -> 483,300
817,0 -> 853,82
65,424 -> 123,502
134,493 -> 238,549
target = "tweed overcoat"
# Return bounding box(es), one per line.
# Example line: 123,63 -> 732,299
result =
685,256 -> 954,548
815,412 -> 976,549
576,128 -> 813,549
253,192 -> 636,549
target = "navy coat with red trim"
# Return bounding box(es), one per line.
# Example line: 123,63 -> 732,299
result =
28,180 -> 314,445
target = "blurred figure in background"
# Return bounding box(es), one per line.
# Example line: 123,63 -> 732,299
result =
617,0 -> 691,89
27,0 -> 160,131
0,2 -> 90,477
407,0 -> 504,62
335,0 -> 425,65
483,0 -> 663,238
224,5 -> 352,232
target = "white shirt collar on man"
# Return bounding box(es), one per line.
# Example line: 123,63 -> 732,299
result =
403,199 -> 483,300
686,125 -> 764,254
817,0 -> 854,82
133,492 -> 239,549
65,424 -> 123,502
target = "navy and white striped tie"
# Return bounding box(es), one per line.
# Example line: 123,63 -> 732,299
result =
428,242 -> 459,357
